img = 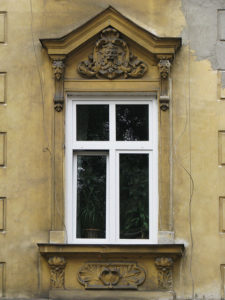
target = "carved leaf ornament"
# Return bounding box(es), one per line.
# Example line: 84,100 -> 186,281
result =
78,27 -> 148,79
48,256 -> 67,289
78,262 -> 146,289
155,257 -> 174,290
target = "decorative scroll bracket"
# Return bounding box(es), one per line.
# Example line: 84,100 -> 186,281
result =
51,55 -> 66,112
48,256 -> 67,289
155,257 -> 174,291
157,56 -> 172,111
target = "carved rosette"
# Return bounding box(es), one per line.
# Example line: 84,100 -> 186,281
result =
155,257 -> 174,291
48,256 -> 67,289
78,27 -> 147,80
51,58 -> 65,112
78,262 -> 146,289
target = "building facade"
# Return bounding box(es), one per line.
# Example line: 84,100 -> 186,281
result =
0,1 -> 225,299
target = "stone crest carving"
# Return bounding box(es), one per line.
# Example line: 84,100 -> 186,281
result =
155,257 -> 174,290
48,256 -> 67,289
78,27 -> 147,79
78,262 -> 146,289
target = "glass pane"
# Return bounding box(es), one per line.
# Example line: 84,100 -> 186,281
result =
116,105 -> 148,141
76,155 -> 106,238
77,105 -> 109,141
120,154 -> 149,239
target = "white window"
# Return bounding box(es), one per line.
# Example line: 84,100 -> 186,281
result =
65,94 -> 158,244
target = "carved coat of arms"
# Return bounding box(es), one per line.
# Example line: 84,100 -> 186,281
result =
78,27 -> 147,79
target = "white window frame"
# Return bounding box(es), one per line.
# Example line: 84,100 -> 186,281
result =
65,93 -> 158,244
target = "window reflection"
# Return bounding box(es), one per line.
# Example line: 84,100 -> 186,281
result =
76,155 -> 106,238
116,105 -> 148,141
77,105 -> 109,141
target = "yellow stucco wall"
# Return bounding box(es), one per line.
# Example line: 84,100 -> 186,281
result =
0,1 -> 224,299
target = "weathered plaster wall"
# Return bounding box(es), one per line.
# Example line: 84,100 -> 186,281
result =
173,1 -> 225,299
0,0 -> 224,299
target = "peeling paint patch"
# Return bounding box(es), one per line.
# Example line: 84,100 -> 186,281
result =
221,71 -> 225,89
218,10 -> 225,41
181,0 -> 225,70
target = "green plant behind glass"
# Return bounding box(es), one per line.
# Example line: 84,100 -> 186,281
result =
77,155 -> 106,238
120,154 -> 149,239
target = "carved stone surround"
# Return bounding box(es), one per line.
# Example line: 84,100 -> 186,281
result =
40,6 -> 181,113
40,6 -> 181,248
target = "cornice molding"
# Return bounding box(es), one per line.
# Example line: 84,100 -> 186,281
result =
40,6 -> 181,58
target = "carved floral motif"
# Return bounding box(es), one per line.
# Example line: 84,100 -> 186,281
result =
158,59 -> 171,79
155,257 -> 174,290
78,27 -> 147,80
48,256 -> 67,289
78,262 -> 146,289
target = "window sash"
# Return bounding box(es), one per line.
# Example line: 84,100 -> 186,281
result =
65,95 -> 158,244
73,151 -> 109,240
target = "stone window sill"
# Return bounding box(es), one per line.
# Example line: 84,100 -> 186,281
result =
38,243 -> 184,257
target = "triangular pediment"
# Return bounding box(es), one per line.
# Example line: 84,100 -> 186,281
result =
40,6 -> 181,59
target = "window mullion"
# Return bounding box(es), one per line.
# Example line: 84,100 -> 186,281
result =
108,149 -> 116,243
108,103 -> 116,243
73,154 -> 77,242
109,103 -> 115,141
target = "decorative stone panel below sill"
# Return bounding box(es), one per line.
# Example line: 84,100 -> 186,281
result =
37,244 -> 184,300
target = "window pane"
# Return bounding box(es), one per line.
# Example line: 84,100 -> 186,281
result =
120,154 -> 149,239
77,105 -> 109,141
76,155 -> 106,238
116,105 -> 148,141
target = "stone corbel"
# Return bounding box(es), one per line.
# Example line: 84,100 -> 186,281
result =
155,257 -> 174,291
51,55 -> 66,112
157,56 -> 172,111
48,256 -> 67,289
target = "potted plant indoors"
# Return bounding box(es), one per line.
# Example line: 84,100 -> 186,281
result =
119,154 -> 149,239
77,156 -> 106,238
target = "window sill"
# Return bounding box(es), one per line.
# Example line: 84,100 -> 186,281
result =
37,243 -> 184,257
